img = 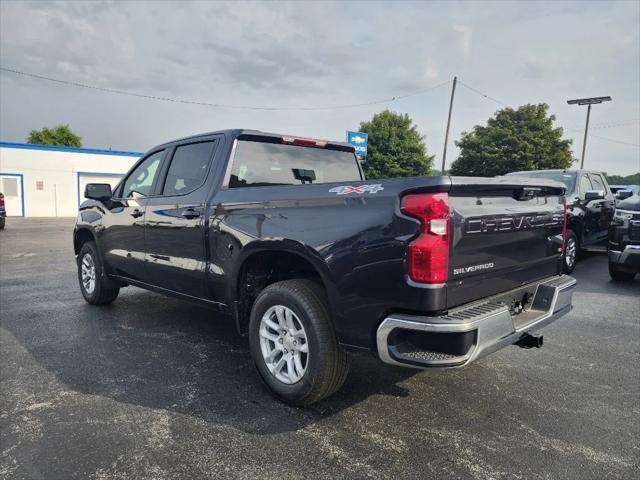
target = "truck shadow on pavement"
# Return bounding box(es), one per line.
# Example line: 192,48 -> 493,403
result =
5,287 -> 418,435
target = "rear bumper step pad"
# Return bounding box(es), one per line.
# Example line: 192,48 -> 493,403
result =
376,275 -> 576,368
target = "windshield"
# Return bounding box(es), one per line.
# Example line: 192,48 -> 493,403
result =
229,140 -> 362,188
508,171 -> 576,193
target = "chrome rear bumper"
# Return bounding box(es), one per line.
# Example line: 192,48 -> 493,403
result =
377,275 -> 576,368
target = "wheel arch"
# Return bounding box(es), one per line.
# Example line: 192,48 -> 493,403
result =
74,227 -> 97,255
230,243 -> 337,336
566,218 -> 582,245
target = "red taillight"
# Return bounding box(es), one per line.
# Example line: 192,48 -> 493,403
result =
561,195 -> 568,255
0,193 -> 4,208
401,193 -> 450,284
281,136 -> 327,148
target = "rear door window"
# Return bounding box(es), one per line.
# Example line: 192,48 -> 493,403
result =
579,175 -> 593,196
161,141 -> 217,196
229,140 -> 362,188
589,174 -> 605,192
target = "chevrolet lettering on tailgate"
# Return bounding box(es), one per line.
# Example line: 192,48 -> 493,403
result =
465,212 -> 564,234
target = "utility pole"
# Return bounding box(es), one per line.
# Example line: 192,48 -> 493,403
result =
441,76 -> 457,175
580,104 -> 591,169
567,96 -> 611,169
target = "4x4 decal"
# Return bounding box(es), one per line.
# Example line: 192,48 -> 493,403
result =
329,184 -> 384,195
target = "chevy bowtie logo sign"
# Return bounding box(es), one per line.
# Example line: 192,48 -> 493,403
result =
347,131 -> 368,156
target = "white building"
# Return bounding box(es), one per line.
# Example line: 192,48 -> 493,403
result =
0,142 -> 141,217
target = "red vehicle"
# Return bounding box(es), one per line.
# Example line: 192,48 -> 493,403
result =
0,192 -> 6,230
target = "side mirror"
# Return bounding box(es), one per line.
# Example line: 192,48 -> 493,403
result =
84,183 -> 113,201
616,190 -> 633,200
584,190 -> 605,202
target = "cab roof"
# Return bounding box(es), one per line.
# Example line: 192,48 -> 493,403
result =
153,129 -> 355,152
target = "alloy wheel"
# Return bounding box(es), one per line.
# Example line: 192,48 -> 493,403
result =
565,238 -> 576,269
81,253 -> 96,294
259,305 -> 309,384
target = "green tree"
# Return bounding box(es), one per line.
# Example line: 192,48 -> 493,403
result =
606,172 -> 640,185
27,124 -> 82,148
450,103 -> 573,176
359,110 -> 434,179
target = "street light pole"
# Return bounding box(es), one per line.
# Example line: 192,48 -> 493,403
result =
580,104 -> 591,169
441,76 -> 457,175
567,96 -> 611,169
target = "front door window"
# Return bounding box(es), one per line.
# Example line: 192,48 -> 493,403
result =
121,151 -> 164,198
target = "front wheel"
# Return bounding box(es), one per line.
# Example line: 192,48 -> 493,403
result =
77,241 -> 120,305
249,279 -> 350,406
609,263 -> 636,281
563,230 -> 578,274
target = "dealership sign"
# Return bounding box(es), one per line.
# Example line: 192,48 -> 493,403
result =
347,131 -> 368,156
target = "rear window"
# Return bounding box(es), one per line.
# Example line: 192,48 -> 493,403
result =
162,141 -> 216,196
228,140 -> 362,188
508,171 -> 576,193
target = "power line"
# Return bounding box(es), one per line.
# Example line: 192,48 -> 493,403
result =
5,66 -> 638,149
581,132 -> 640,148
565,127 -> 639,147
458,80 -> 639,148
0,67 -> 451,111
457,80 -> 509,106
579,120 -> 640,130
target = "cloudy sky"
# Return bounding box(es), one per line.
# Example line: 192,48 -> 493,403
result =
1,0 -> 639,174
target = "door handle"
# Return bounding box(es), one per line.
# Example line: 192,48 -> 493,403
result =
182,209 -> 200,219
130,209 -> 144,218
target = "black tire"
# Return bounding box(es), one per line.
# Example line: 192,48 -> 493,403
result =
249,279 -> 350,406
563,230 -> 578,274
77,241 -> 120,305
609,263 -> 636,281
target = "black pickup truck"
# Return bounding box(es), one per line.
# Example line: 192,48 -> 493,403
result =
506,169 -> 615,273
608,192 -> 640,281
74,129 -> 576,405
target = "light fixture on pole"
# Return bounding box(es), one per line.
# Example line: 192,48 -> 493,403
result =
567,96 -> 612,168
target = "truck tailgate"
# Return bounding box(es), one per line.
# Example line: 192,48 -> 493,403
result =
446,177 -> 565,308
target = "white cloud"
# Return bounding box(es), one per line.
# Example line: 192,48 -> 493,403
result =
453,24 -> 473,57
423,58 -> 438,81
0,0 -> 638,174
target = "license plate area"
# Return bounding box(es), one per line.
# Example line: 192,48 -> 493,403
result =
512,283 -> 556,330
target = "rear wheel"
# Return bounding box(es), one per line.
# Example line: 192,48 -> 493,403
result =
563,230 -> 578,274
77,242 -> 120,305
609,262 -> 636,281
249,279 -> 350,406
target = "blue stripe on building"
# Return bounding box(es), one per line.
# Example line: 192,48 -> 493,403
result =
0,141 -> 142,157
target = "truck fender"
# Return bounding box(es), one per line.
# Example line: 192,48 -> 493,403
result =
228,240 -> 339,333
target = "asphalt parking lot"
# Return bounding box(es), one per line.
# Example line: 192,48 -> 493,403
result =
1,218 -> 638,480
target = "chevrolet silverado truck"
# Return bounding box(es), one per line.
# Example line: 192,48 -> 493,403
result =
74,129 -> 576,405
506,169 -> 615,273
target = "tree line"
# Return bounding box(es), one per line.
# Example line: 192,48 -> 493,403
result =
358,103 -> 574,178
